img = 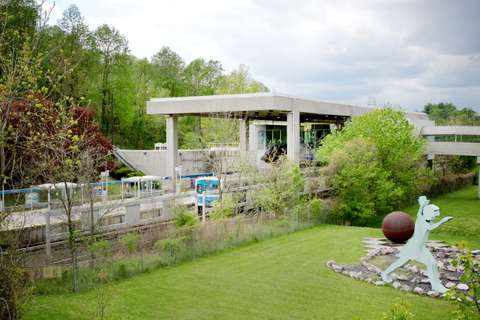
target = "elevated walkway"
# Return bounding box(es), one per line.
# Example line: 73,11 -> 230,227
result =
422,126 -> 480,156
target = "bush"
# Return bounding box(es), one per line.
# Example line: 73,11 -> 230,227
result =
210,194 -> 236,220
114,263 -> 129,279
0,258 -> 32,319
154,237 -> 186,263
110,164 -> 144,180
254,159 -> 305,217
173,207 -> 198,228
445,243 -> 480,320
89,240 -> 112,257
381,299 -> 414,320
309,198 -> 325,223
120,233 -> 139,255
427,172 -> 475,198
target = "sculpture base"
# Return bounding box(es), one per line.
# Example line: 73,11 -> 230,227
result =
326,238 -> 479,297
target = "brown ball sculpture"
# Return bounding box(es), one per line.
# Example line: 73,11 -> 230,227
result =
382,211 -> 415,243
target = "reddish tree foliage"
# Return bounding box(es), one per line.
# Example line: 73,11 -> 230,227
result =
3,94 -> 113,187
70,106 -> 114,172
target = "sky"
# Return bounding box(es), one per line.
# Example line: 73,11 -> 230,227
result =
47,0 -> 480,112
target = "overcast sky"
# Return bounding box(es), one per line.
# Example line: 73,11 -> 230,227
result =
48,0 -> 480,112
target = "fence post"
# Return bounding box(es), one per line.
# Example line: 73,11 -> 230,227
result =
45,211 -> 51,261
308,202 -> 311,225
202,191 -> 206,222
140,234 -> 144,272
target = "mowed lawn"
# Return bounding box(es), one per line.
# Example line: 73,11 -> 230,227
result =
400,185 -> 480,249
27,225 -> 454,320
27,187 -> 479,320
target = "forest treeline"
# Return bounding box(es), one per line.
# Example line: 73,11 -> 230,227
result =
1,0 -> 268,151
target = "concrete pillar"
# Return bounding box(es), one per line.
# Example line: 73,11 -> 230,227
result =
239,118 -> 249,159
166,115 -> 178,191
287,111 -> 301,161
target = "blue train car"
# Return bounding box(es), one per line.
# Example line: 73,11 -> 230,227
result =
195,176 -> 220,215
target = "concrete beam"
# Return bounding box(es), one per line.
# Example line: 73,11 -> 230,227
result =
425,142 -> 480,156
421,126 -> 480,136
287,111 -> 301,161
147,93 -> 430,123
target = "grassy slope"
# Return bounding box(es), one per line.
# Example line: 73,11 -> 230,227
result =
26,226 -> 453,320
27,187 -> 479,320
400,186 -> 480,249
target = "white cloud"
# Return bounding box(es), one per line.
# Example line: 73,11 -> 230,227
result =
49,0 -> 480,111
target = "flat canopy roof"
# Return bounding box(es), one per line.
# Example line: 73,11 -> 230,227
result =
147,92 -> 429,122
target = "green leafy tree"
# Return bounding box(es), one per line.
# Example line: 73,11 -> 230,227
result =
325,138 -> 402,224
151,46 -> 185,97
424,102 -> 479,125
92,24 -> 128,137
317,108 -> 428,224
216,64 -> 268,94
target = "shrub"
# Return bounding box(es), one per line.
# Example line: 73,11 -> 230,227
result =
110,164 -> 144,179
381,299 -> 414,320
427,172 -> 475,198
210,194 -> 236,220
445,242 -> 480,320
173,207 -> 198,228
89,240 -> 112,257
120,233 -> 139,255
309,198 -> 325,223
254,159 -> 305,217
114,263 -> 129,279
154,237 -> 186,263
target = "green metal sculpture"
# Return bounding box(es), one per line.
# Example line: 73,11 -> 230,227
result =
381,195 -> 453,293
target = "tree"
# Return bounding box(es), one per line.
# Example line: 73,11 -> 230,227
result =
424,102 -> 479,125
216,64 -> 268,94
151,46 -> 185,97
317,108 -> 428,224
183,58 -> 223,96
0,3 -> 56,317
254,159 -> 305,217
92,24 -> 128,137
325,138 -> 402,224
0,0 -> 38,79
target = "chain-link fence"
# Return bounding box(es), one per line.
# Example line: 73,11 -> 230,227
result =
29,210 -> 325,294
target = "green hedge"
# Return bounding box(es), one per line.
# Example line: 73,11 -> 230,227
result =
427,171 -> 476,198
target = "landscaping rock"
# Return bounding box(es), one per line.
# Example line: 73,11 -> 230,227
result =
413,287 -> 424,294
325,238 -> 480,299
457,283 -> 469,291
427,290 -> 439,297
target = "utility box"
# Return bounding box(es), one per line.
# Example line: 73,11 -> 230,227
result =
125,203 -> 141,227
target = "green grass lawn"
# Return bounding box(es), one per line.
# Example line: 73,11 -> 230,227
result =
400,186 -> 480,249
26,186 -> 479,320
26,226 -> 454,320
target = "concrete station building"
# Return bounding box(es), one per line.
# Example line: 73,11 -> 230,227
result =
114,92 -> 480,189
